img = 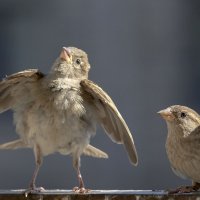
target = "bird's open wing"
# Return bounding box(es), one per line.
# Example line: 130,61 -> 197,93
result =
0,69 -> 44,112
80,79 -> 138,165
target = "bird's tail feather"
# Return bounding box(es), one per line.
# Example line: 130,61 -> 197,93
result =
0,139 -> 27,150
83,144 -> 108,158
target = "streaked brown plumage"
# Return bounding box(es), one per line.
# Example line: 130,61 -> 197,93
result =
158,105 -> 200,193
0,47 -> 138,194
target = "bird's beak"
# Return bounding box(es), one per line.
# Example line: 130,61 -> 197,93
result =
158,108 -> 175,121
60,47 -> 72,64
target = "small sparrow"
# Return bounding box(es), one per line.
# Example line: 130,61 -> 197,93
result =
0,47 -> 138,194
158,105 -> 200,193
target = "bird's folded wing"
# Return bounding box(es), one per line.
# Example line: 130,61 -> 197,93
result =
189,126 -> 200,138
0,69 -> 44,112
80,79 -> 138,165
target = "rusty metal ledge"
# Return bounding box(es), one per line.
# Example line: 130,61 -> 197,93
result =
0,190 -> 199,200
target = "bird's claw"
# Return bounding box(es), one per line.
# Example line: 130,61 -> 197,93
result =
24,187 -> 45,197
73,186 -> 90,193
168,186 -> 198,194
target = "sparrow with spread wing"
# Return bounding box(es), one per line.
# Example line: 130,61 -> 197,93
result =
159,105 -> 200,193
0,47 -> 138,194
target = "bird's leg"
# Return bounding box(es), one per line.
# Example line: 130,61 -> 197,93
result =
72,156 -> 90,193
168,182 -> 200,194
25,145 -> 44,197
77,167 -> 84,189
29,162 -> 41,190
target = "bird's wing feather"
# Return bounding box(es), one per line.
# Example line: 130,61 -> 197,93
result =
80,79 -> 138,165
0,69 -> 44,112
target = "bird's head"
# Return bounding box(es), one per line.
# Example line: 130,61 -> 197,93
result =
51,47 -> 90,79
158,105 -> 200,138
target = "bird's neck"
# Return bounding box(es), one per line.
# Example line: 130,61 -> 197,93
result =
41,70 -> 82,92
167,123 -> 183,140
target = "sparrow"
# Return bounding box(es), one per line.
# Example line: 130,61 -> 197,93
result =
0,47 -> 138,194
158,105 -> 200,193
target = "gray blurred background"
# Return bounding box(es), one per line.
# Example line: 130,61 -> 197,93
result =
0,0 -> 200,191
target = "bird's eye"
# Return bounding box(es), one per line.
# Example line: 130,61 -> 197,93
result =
76,59 -> 81,65
180,112 -> 186,118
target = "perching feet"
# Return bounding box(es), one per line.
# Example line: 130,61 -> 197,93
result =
73,186 -> 91,193
24,186 -> 45,197
168,183 -> 200,194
